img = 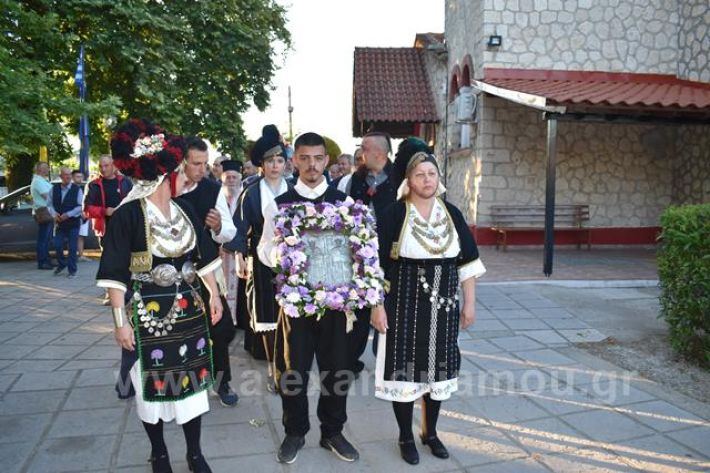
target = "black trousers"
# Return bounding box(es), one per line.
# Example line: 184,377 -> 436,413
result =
275,310 -> 352,438
210,294 -> 236,385
347,308 -> 371,370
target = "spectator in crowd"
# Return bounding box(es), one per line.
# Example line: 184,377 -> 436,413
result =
211,155 -> 228,182
50,167 -> 83,279
30,162 -> 55,269
242,159 -> 257,179
328,162 -> 342,182
84,154 -> 133,245
338,153 -> 354,177
71,170 -> 91,262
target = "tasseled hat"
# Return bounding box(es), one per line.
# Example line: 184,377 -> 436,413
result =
392,137 -> 445,200
250,124 -> 285,167
110,118 -> 185,181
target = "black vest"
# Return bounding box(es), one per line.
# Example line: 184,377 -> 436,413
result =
275,185 -> 346,206
52,184 -> 81,230
348,162 -> 397,222
180,178 -> 221,252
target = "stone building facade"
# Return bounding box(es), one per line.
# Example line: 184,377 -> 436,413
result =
437,0 -> 709,244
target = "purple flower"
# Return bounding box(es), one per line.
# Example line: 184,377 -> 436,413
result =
284,304 -> 299,318
304,303 -> 317,315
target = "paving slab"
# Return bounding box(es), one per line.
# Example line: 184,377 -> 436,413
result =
26,434 -> 117,473
1,260 -> 708,472
666,426 -> 710,458
610,434 -> 710,472
560,409 -> 656,442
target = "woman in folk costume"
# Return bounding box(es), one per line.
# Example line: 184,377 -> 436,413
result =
97,118 -> 223,473
370,138 -> 486,465
224,125 -> 290,392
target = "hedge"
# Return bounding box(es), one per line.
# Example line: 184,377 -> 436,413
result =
657,203 -> 710,367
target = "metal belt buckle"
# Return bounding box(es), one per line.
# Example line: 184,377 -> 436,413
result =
150,264 -> 180,287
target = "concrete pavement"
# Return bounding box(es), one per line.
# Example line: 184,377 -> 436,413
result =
1,259 -> 709,472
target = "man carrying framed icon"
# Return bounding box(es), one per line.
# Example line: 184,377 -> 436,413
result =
258,132 -> 385,465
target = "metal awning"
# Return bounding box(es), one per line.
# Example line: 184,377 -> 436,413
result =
473,68 -> 710,275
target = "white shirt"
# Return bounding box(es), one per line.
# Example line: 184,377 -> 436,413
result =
257,178 -> 352,268
182,180 -> 236,244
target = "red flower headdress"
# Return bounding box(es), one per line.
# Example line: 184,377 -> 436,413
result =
110,118 -> 185,181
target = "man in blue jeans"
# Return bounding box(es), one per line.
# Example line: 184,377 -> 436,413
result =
50,167 -> 83,279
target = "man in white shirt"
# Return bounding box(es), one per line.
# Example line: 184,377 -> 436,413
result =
258,132 -> 362,465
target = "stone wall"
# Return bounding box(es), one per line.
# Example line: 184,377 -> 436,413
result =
445,0 -> 702,77
672,127 -> 710,205
485,0 -> 681,73
678,0 -> 710,82
450,96 -> 678,227
446,0 -> 485,79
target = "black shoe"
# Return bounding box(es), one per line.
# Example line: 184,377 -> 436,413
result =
277,435 -> 305,464
320,433 -> 359,462
398,439 -> 419,465
38,263 -> 54,270
421,434 -> 449,459
186,453 -> 212,473
148,453 -> 173,473
215,383 -> 238,407
53,266 -> 65,276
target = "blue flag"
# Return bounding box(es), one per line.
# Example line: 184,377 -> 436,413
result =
75,45 -> 89,176
74,45 -> 84,90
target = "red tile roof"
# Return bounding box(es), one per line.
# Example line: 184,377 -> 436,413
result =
353,47 -> 439,124
480,69 -> 710,110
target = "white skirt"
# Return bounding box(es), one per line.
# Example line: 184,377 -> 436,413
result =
374,331 -> 458,403
130,364 -> 209,425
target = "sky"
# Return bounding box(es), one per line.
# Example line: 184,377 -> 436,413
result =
241,0 -> 445,156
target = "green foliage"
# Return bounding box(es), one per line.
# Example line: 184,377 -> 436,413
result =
2,0 -> 290,172
322,136 -> 342,165
657,204 -> 710,367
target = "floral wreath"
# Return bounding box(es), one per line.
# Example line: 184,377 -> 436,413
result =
273,199 -> 385,326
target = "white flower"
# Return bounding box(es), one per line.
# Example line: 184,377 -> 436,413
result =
288,275 -> 301,285
314,290 -> 327,302
286,292 -> 301,303
284,235 -> 299,246
305,205 -> 316,216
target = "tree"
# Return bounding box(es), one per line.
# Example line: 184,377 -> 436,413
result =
50,0 -> 290,156
322,136 -> 342,165
2,0 -> 290,186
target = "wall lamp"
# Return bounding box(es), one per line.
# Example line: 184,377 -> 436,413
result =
487,35 -> 502,47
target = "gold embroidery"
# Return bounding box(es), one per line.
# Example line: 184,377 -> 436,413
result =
130,251 -> 152,273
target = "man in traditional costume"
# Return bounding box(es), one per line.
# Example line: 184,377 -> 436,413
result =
258,132 -> 360,464
371,138 -> 486,465
180,137 -> 239,407
224,125 -> 290,392
97,118 -> 223,473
